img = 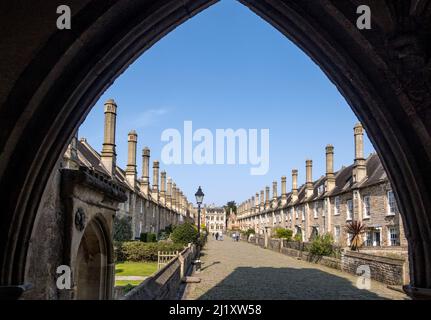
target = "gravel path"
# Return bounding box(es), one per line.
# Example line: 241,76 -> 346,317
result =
183,237 -> 408,300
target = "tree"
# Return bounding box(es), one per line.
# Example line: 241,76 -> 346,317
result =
113,215 -> 133,242
224,201 -> 237,217
345,220 -> 366,251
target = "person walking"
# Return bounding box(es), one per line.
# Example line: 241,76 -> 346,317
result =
215,232 -> 219,241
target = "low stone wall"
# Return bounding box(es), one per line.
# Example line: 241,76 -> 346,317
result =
280,247 -> 342,270
341,250 -> 406,285
122,244 -> 197,300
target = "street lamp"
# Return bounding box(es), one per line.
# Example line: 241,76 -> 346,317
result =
195,186 -> 205,239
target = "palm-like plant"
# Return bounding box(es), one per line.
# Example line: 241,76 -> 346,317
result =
344,220 -> 366,251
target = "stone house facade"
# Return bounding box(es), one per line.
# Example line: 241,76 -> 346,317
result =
204,206 -> 227,235
237,123 -> 407,250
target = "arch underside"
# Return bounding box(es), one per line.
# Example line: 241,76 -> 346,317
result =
0,0 -> 430,297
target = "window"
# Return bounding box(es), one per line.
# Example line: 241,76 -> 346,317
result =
363,196 -> 371,218
364,231 -> 372,247
334,226 -> 340,243
301,207 -> 305,221
318,185 -> 325,195
313,203 -> 318,218
289,208 -> 292,221
346,199 -> 353,221
388,226 -> 399,246
295,207 -> 299,219
387,191 -> 397,215
140,200 -> 143,214
334,197 -> 340,215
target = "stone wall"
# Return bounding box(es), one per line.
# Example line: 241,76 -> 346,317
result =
123,244 -> 197,300
341,251 -> 405,285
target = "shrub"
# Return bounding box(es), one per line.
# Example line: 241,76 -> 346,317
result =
147,233 -> 157,243
309,233 -> 334,257
293,233 -> 303,242
158,225 -> 174,240
139,232 -> 147,242
273,228 -> 293,240
243,228 -> 255,238
170,222 -> 198,245
116,242 -> 185,262
113,215 -> 133,242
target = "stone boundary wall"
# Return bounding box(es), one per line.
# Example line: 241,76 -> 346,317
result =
121,244 -> 197,300
243,237 -> 407,285
341,250 -> 406,285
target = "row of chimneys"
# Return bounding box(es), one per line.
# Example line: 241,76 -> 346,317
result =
237,123 -> 367,215
99,99 -> 191,215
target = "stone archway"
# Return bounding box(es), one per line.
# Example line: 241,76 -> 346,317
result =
75,217 -> 111,300
0,1 -> 430,298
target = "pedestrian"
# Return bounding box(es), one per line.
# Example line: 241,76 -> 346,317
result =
215,232 -> 219,240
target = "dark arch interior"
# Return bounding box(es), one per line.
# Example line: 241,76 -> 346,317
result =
0,0 -> 430,298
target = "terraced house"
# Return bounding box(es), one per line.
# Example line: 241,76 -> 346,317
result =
66,99 -> 194,239
236,123 -> 407,250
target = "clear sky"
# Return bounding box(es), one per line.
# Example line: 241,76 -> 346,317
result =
79,0 -> 374,206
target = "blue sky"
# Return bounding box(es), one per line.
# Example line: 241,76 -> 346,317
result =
79,0 -> 374,206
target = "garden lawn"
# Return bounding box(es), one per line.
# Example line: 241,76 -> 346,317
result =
115,261 -> 158,287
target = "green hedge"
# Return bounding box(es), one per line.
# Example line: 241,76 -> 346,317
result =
273,228 -> 293,240
139,232 -> 157,242
115,241 -> 185,262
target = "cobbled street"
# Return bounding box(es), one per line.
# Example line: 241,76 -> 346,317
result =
183,237 -> 408,300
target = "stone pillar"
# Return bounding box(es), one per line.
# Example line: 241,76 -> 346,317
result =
125,130 -> 138,188
281,176 -> 287,206
100,99 -> 117,176
160,171 -> 166,205
272,181 -> 278,207
141,147 -> 150,196
152,161 -> 159,203
305,160 -> 313,198
255,193 -> 259,212
291,169 -> 298,202
353,123 -> 367,183
260,190 -> 265,212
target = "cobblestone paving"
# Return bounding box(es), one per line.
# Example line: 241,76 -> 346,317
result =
183,237 -> 408,300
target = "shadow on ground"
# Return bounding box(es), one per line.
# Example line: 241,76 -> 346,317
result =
197,266 -> 390,300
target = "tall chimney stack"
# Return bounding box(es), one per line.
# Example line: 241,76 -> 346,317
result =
306,160 -> 314,198
125,130 -> 138,188
160,171 -> 166,205
152,160 -> 159,201
326,145 -> 336,192
172,183 -> 177,212
353,123 -> 367,183
265,186 -> 270,208
101,99 -> 117,176
281,176 -> 287,205
141,147 -> 150,196
291,169 -> 298,202
272,181 -> 278,207
167,177 -> 172,209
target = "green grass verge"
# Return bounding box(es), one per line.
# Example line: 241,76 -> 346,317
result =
115,261 -> 158,287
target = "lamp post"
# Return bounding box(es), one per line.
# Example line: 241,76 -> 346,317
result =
195,186 -> 205,239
